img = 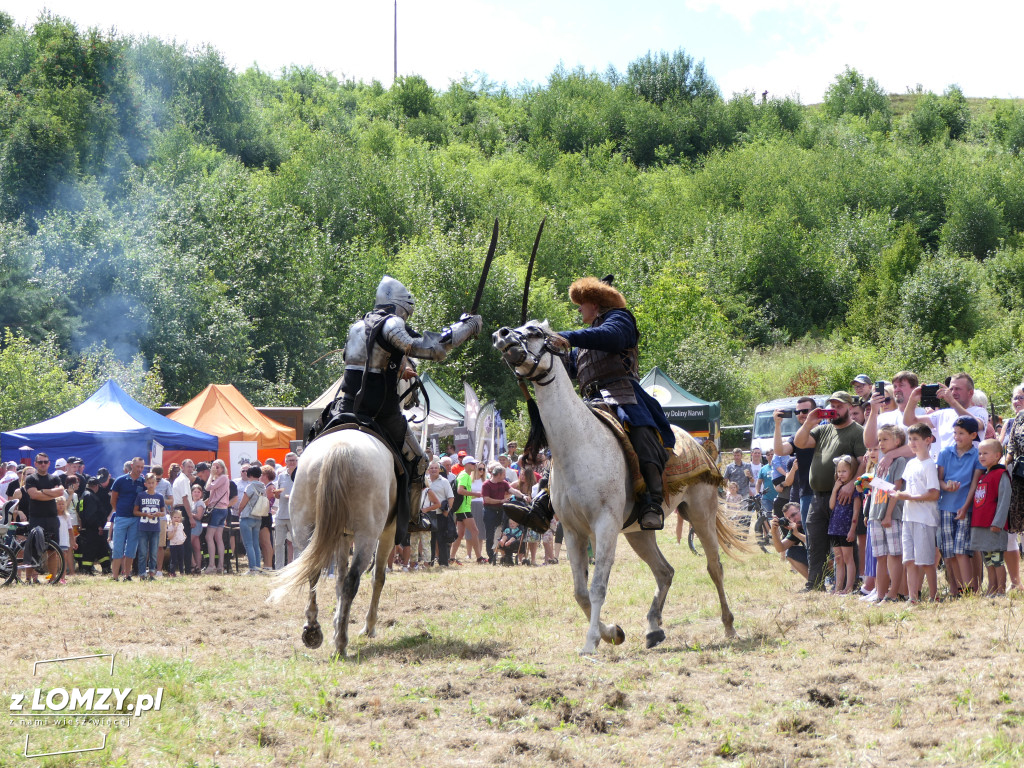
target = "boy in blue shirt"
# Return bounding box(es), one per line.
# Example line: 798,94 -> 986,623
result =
936,416 -> 984,596
135,473 -> 165,581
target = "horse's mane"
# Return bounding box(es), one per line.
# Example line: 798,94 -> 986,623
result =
523,397 -> 547,464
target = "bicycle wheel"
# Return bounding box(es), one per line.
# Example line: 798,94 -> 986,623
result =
688,527 -> 703,556
0,542 -> 15,585
39,541 -> 65,585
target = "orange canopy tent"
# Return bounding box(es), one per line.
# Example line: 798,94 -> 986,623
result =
162,384 -> 295,469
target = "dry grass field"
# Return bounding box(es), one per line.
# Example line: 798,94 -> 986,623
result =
3,534 -> 1024,767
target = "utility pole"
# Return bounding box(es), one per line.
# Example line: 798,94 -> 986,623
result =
393,0 -> 397,83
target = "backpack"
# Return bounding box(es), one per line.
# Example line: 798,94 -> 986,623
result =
449,475 -> 465,515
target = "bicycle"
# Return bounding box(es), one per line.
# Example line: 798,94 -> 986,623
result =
1,522 -> 65,585
689,494 -> 772,555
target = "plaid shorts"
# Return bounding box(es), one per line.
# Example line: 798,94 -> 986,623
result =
937,508 -> 972,558
868,519 -> 902,558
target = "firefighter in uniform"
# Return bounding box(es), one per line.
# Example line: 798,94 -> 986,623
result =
523,276 -> 675,531
337,276 -> 482,540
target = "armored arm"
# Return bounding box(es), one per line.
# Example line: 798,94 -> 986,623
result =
382,315 -> 483,362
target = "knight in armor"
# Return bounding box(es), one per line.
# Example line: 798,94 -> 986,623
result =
524,276 -> 675,531
335,276 -> 483,541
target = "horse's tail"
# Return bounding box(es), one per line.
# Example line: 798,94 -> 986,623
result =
268,440 -> 354,601
716,494 -> 757,560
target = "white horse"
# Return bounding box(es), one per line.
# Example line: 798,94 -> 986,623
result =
268,428 -> 398,657
493,321 -> 745,653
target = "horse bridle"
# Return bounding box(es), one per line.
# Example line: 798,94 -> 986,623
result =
500,326 -> 567,387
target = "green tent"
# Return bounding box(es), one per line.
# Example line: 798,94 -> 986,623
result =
639,367 -> 721,443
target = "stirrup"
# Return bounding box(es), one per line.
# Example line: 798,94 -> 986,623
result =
638,503 -> 664,531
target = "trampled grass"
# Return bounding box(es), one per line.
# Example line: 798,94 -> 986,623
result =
3,536 -> 1024,767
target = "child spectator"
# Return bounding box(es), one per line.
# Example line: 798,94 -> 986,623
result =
55,490 -> 71,584
857,447 -> 877,597
894,423 -> 941,604
496,518 -> 524,565
190,484 -> 206,574
869,425 -> 908,603
828,455 -> 860,594
135,473 -> 165,580
168,509 -> 187,577
936,416 -> 984,595
972,439 -> 1010,596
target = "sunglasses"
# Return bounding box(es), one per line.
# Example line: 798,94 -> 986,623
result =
795,408 -> 811,414
35,460 -> 49,465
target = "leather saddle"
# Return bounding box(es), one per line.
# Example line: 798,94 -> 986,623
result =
308,404 -> 405,478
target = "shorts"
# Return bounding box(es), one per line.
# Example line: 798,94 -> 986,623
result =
208,508 -> 228,528
260,515 -> 272,530
829,534 -> 854,548
1008,533 -> 1020,554
455,511 -> 471,522
785,545 -> 808,566
901,521 -> 938,566
938,508 -> 971,558
984,551 -> 1005,568
158,515 -> 168,547
868,519 -> 903,558
28,516 -> 60,546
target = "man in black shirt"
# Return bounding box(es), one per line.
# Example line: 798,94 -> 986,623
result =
24,452 -> 64,578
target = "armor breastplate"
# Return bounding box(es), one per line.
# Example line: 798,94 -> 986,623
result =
340,310 -> 405,416
576,309 -> 640,406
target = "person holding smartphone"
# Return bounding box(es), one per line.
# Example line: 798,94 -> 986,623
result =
903,372 -> 989,458
792,392 -> 867,592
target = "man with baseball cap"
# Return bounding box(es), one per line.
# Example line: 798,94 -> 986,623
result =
793,391 -> 866,591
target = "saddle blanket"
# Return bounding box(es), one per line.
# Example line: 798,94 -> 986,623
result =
588,406 -> 722,499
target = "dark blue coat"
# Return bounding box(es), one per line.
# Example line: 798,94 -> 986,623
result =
560,309 -> 675,449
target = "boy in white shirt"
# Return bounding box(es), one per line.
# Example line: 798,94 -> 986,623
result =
894,423 -> 941,604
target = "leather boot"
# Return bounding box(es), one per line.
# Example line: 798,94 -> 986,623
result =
504,491 -> 553,535
638,463 -> 665,531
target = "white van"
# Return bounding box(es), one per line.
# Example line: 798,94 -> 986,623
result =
749,396 -> 829,456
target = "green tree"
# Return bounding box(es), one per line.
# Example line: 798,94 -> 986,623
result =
823,67 -> 891,128
625,49 -> 718,105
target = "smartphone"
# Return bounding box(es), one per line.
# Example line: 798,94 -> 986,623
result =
776,408 -> 795,419
920,384 -> 941,408
874,380 -> 886,397
818,408 -> 838,420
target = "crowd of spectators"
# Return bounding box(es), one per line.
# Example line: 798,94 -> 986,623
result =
2,451 -> 300,583
764,369 -> 1023,603
390,442 -> 565,571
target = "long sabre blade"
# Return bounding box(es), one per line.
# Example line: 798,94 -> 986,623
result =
470,218 -> 499,315
520,217 -> 546,325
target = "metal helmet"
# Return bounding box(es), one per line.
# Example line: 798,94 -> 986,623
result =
374,275 -> 415,319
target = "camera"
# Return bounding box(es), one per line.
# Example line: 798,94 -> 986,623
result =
920,383 -> 941,408
817,408 -> 838,420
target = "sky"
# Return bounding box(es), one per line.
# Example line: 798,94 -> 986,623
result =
3,1 -> 1022,102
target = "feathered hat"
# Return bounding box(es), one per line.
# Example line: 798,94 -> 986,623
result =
568,275 -> 626,309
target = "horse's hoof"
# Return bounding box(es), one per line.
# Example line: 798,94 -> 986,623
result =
724,627 -> 738,639
302,623 -> 323,649
359,625 -> 376,638
609,625 -> 625,645
645,629 -> 666,649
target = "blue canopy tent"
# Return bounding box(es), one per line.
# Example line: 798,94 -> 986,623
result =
1,380 -> 219,472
